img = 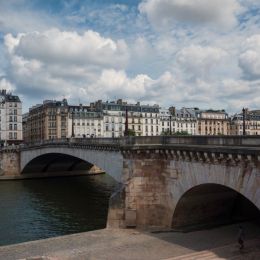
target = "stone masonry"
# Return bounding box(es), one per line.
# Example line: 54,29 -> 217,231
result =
0,148 -> 20,177
107,147 -> 260,229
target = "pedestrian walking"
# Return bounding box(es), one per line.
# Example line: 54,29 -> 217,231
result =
238,225 -> 245,250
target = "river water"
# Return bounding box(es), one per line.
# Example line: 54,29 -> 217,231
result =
0,174 -> 118,246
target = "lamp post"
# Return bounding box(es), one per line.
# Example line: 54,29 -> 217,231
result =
169,114 -> 172,135
71,109 -> 75,138
242,108 -> 246,136
124,107 -> 128,136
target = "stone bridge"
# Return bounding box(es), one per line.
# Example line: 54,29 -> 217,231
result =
0,136 -> 260,230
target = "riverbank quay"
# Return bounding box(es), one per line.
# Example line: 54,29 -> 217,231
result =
0,222 -> 259,260
0,169 -> 105,181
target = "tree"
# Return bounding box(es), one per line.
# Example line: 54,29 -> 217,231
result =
161,129 -> 171,136
173,131 -> 190,136
161,130 -> 191,136
127,129 -> 136,136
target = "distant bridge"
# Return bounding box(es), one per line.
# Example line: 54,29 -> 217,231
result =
0,136 -> 260,229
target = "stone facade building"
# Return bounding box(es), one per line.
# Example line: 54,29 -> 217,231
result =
26,98 -> 260,141
196,109 -> 230,135
173,107 -> 197,135
0,89 -> 23,144
24,99 -> 68,142
67,105 -> 103,138
160,107 -> 197,135
92,99 -> 160,137
230,109 -> 260,135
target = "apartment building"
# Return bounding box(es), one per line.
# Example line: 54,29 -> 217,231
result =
196,109 -> 230,135
25,99 -> 68,142
67,105 -> 104,138
0,89 -> 23,144
140,103 -> 160,136
230,109 -> 260,135
93,99 -> 160,137
160,107 -> 197,135
173,107 -> 197,135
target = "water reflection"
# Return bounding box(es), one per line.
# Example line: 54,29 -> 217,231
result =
0,174 -> 117,246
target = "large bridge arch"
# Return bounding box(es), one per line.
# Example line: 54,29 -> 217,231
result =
167,160 -> 260,229
20,147 -> 123,182
116,148 -> 260,229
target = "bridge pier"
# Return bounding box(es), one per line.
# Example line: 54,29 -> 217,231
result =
0,149 -> 21,179
107,149 -> 175,229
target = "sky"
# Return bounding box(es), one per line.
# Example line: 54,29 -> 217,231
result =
0,0 -> 259,113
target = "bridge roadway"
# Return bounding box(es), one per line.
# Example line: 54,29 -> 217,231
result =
0,136 -> 260,230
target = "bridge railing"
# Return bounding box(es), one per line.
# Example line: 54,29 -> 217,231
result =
119,136 -> 260,146
19,136 -> 260,150
20,137 -> 121,149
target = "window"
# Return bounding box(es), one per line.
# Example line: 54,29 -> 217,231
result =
9,132 -> 13,139
14,132 -> 17,139
9,124 -> 12,130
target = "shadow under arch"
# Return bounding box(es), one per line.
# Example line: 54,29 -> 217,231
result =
171,183 -> 260,231
21,153 -> 100,175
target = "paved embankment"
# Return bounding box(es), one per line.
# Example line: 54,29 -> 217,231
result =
0,222 -> 259,260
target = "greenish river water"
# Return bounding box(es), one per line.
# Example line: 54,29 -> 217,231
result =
0,174 -> 117,246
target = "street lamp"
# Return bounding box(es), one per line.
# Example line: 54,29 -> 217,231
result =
124,107 -> 129,136
242,107 -> 246,136
71,108 -> 75,138
169,114 -> 172,135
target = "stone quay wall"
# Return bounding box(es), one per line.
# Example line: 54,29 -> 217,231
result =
0,148 -> 21,178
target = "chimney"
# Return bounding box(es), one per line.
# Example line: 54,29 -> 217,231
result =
169,106 -> 176,116
117,99 -> 123,105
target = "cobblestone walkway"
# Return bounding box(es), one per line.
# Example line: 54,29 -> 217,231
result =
0,222 -> 259,260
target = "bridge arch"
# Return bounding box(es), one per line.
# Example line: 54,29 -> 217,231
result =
21,153 -> 95,174
171,183 -> 260,229
168,161 -> 260,229
20,147 -> 123,182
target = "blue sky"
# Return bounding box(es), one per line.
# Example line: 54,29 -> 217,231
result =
0,0 -> 259,113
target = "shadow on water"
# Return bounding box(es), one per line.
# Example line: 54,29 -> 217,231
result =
0,174 -> 118,246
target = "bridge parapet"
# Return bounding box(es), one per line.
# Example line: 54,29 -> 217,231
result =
19,136 -> 260,150
20,138 -> 121,151
120,135 -> 260,146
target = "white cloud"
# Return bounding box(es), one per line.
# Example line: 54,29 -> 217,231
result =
239,34 -> 260,79
176,45 -> 228,80
6,29 -> 129,69
139,0 -> 242,30
0,78 -> 16,92
0,0 -> 259,114
3,28 -> 129,104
